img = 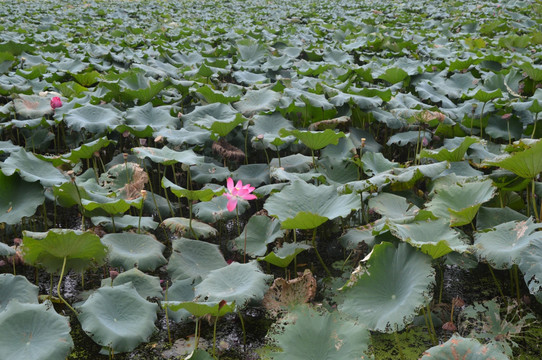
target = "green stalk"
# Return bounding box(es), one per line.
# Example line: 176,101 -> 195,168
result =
488,265 -> 506,301
480,101 -> 487,138
212,315 -> 219,357
194,318 -> 200,350
426,303 -> 437,345
57,256 -> 78,315
189,201 -> 198,240
532,179 -> 539,222
235,206 -> 241,237
165,281 -> 172,345
238,309 -> 247,351
311,228 -> 331,277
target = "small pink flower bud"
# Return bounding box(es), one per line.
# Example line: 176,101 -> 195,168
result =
50,97 -> 62,109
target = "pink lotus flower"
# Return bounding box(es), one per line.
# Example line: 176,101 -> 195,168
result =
50,96 -> 62,109
224,177 -> 257,212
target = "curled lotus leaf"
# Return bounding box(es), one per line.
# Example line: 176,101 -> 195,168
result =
77,283 -> 158,353
102,268 -> 163,300
1,149 -> 70,187
0,171 -> 44,225
168,237 -> 227,281
0,301 -> 73,360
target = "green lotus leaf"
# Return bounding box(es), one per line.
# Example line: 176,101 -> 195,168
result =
195,262 -> 272,307
196,85 -> 241,104
484,139 -> 542,179
267,305 -> 373,360
420,335 -> 508,360
183,103 -> 246,138
362,152 -> 399,176
232,164 -> 270,186
258,243 -> 311,268
230,215 -> 284,257
63,104 -> 123,134
476,206 -> 527,230
164,300 -> 235,318
472,88 -> 503,103
118,103 -> 178,137
132,146 -> 205,166
233,70 -> 268,85
519,238 -> 542,303
193,195 -> 250,223
419,136 -> 478,162
22,229 -> 108,273
0,301 -> 73,360
339,242 -> 435,332
101,71 -> 170,104
368,192 -> 419,223
91,215 -> 158,232
162,177 -> 223,201
98,162 -> 148,199
77,282 -> 158,353
190,163 -> 231,184
0,274 -> 39,311
161,218 -> 218,239
184,349 -> 215,360
168,237 -> 227,281
426,179 -> 496,226
102,268 -> 163,300
154,127 -> 211,147
475,218 -> 542,270
279,128 -> 345,150
264,180 -> 359,229
388,219 -> 469,259
164,277 -> 199,323
249,112 -> 295,150
81,196 -> 141,216
378,67 -> 409,84
233,88 -> 281,117
101,232 -> 166,271
13,94 -> 53,119
0,171 -> 44,225
1,149 -> 69,187
338,226 -> 377,250
72,70 -> 102,87
62,136 -> 116,164
0,242 -> 16,256
269,154 -> 312,173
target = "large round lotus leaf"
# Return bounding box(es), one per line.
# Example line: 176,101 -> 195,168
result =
264,180 -> 359,229
338,242 -> 435,332
425,179 -> 496,227
190,163 -> 231,184
194,195 -> 250,222
101,233 -> 166,271
118,103 -> 178,137
229,215 -> 284,257
154,127 -> 211,147
13,94 -> 53,119
476,206 -> 527,230
388,219 -> 469,259
164,277 -> 200,323
64,103 -> 123,134
162,217 -> 218,239
232,164 -> 270,186
102,268 -> 163,300
0,301 -> 73,360
168,238 -> 227,280
475,218 -> 542,270
183,102 -> 246,138
0,171 -> 44,225
77,282 -> 158,353
279,128 -> 345,150
267,306 -> 373,360
164,300 -> 235,318
0,274 -> 39,311
195,262 -> 273,307
1,149 -> 69,187
420,335 -> 508,360
132,146 -> 205,166
22,229 -> 108,273
249,112 -> 294,150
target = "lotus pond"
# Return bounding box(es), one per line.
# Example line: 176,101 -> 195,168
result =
1,0 -> 542,358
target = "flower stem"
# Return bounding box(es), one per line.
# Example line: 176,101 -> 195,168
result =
311,228 -> 331,277
57,256 -> 78,315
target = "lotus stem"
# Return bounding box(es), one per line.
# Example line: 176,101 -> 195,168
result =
238,309 -> 247,351
165,281 -> 172,345
480,101 -> 487,138
513,264 -> 521,304
488,265 -> 506,302
311,228 -> 331,277
110,215 -> 117,233
293,229 -> 297,271
243,223 -> 248,264
426,303 -> 437,345
275,145 -> 281,167
72,181 -> 85,231
438,264 -> 444,304
244,128 -> 249,165
81,272 -> 85,290
235,206 -> 241,237
531,113 -> 539,139
57,256 -> 78,315
189,202 -> 199,240
171,165 -> 182,213
532,179 -> 539,222
194,318 -> 200,350
212,314 -> 219,357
